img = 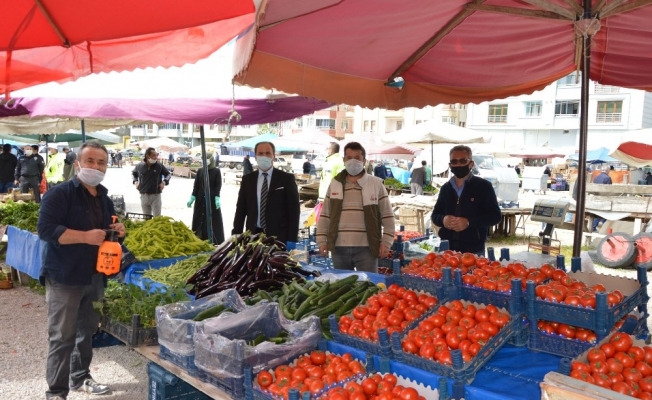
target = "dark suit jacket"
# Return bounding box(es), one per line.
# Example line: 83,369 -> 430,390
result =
232,168 -> 300,243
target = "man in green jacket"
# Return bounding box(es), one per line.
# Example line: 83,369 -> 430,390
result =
45,146 -> 66,189
318,142 -> 345,200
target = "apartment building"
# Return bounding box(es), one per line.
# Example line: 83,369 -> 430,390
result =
464,73 -> 652,153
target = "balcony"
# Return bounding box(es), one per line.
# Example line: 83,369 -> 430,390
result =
595,84 -> 620,94
596,113 -> 622,123
487,115 -> 507,123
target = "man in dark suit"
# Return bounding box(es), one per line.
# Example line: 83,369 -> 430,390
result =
232,141 -> 300,244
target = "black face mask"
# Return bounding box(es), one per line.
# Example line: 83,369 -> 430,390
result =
450,164 -> 471,179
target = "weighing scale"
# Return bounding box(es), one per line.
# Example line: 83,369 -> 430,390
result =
510,198 -> 571,266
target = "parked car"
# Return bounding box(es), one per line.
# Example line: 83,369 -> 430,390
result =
175,152 -> 194,163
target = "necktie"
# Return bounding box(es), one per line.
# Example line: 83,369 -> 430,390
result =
260,172 -> 268,229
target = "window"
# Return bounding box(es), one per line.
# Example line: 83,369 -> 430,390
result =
525,102 -> 542,117
370,121 -> 376,132
161,123 -> 181,130
488,104 -> 508,123
295,118 -> 303,128
558,72 -> 581,86
316,118 -> 336,129
341,120 -> 349,131
595,84 -> 620,94
363,121 -> 370,132
306,117 -> 314,127
396,120 -> 403,130
442,116 -> 457,125
459,122 -> 466,127
555,100 -> 579,116
596,100 -> 623,123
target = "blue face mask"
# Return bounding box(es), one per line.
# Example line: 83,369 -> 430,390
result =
257,156 -> 273,171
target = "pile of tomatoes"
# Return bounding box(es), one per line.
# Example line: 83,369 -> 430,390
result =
320,373 -> 427,400
538,315 -> 634,344
338,284 -> 438,342
400,300 -> 510,365
394,231 -> 424,242
569,333 -> 652,398
537,320 -> 598,343
535,266 -> 624,308
255,351 -> 366,399
461,261 -> 549,292
402,251 -> 482,281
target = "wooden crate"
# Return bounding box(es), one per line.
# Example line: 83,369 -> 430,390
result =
398,207 -> 424,233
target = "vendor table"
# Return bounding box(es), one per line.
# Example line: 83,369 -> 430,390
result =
5,226 -> 44,282
136,346 -> 232,400
491,208 -> 532,237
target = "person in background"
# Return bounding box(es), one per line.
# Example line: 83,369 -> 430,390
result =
0,144 -> 17,193
38,141 -> 125,399
115,151 -> 122,168
591,167 -> 613,232
543,165 -> 551,176
32,144 -> 45,165
15,144 -> 45,202
62,147 -> 77,181
316,142 -> 395,272
410,161 -> 427,195
373,161 -> 387,181
232,142 -> 300,245
303,158 -> 312,174
432,145 -> 502,255
309,159 -> 317,176
242,154 -> 253,175
514,164 -> 521,176
407,157 -> 414,171
45,146 -> 66,189
187,153 -> 225,244
131,148 -> 171,217
646,172 -> 652,185
168,153 -> 174,164
319,142 -> 345,200
424,161 -> 432,186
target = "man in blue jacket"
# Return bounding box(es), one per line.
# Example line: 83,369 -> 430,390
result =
432,145 -> 502,255
38,142 -> 125,399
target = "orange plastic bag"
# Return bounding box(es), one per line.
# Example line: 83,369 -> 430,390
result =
39,172 -> 47,194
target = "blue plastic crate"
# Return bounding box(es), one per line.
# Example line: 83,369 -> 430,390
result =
525,266 -> 649,339
147,362 -> 210,400
307,254 -> 332,268
453,269 -> 525,316
196,369 -> 245,399
91,330 -> 123,348
159,345 -> 197,377
395,264 -> 459,304
244,341 -> 375,400
527,325 -> 594,358
507,317 -> 529,347
390,302 -> 520,384
619,312 -> 650,341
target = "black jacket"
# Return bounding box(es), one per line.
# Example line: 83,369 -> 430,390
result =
132,161 -> 171,194
432,176 -> 502,254
232,168 -> 300,243
0,152 -> 18,182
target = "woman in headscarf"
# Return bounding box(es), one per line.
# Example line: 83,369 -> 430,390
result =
187,152 -> 225,244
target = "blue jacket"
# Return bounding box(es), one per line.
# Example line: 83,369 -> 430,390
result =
432,176 -> 502,254
374,165 -> 387,180
37,178 -> 117,286
593,172 -> 612,185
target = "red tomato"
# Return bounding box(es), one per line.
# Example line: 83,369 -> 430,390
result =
399,387 -> 420,400
623,367 -> 644,383
612,381 -> 634,396
610,333 -> 634,353
257,371 -> 273,388
600,343 -> 616,358
571,361 -> 591,373
587,349 -> 606,363
629,346 -> 646,362
310,351 -> 326,365
607,358 -> 624,374
636,361 -> 652,378
615,351 -> 636,368
592,372 -> 612,389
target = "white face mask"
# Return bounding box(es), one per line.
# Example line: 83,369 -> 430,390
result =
257,156 -> 273,171
24,150 -> 33,156
77,167 -> 105,186
149,158 -> 157,164
345,159 -> 364,176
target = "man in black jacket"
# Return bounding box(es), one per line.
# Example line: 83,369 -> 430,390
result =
432,145 -> 502,255
131,148 -> 171,217
232,142 -> 300,244
0,144 -> 17,193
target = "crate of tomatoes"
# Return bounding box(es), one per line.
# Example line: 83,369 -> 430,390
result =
391,299 -> 519,383
562,332 -> 652,398
318,372 -> 442,400
330,283 -> 440,358
245,345 -> 373,400
398,251 -> 481,302
526,265 -> 649,339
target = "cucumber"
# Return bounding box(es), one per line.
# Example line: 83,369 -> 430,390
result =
257,290 -> 273,302
279,295 -> 294,319
308,300 -> 344,318
291,281 -> 315,297
328,275 -> 358,290
359,288 -> 375,305
293,294 -> 317,320
193,304 -> 226,321
317,284 -> 352,306
336,295 -> 360,317
316,281 -> 330,296
339,282 -> 370,302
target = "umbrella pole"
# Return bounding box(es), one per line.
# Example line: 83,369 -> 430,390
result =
81,119 -> 86,143
199,126 -> 213,244
573,3 -> 592,258
431,140 -> 434,178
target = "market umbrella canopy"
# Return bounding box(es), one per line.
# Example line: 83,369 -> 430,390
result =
226,132 -> 278,150
609,139 -> 652,168
234,0 -> 652,110
381,120 -> 489,145
508,148 -> 567,159
0,115 -> 137,134
2,0 -> 255,95
273,129 -> 340,153
137,137 -> 188,153
568,147 -> 617,164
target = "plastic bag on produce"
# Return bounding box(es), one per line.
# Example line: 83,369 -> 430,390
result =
193,302 -> 321,378
155,289 -> 246,357
314,272 -> 369,283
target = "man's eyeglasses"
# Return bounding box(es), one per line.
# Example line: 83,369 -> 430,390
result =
449,158 -> 470,165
